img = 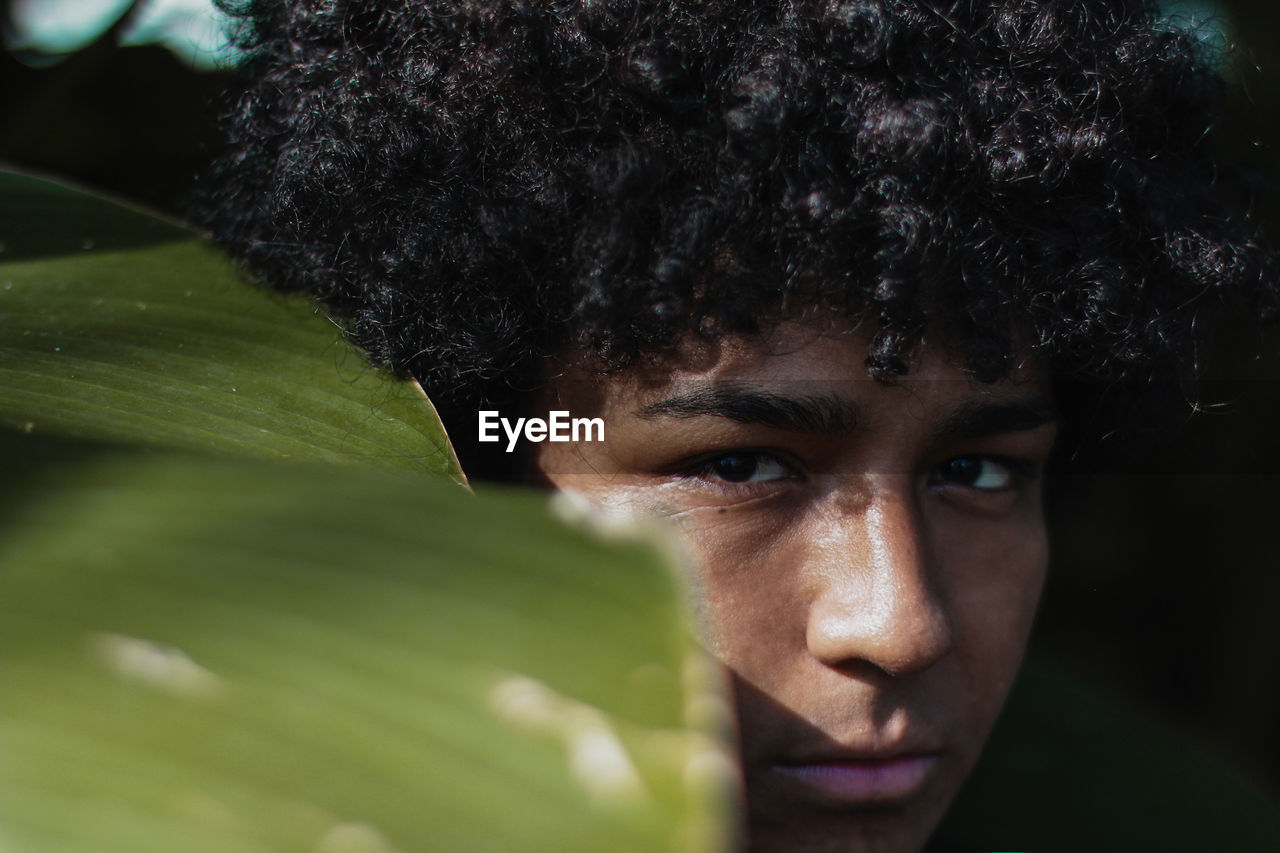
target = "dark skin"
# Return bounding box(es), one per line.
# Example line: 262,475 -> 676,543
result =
536,315 -> 1058,852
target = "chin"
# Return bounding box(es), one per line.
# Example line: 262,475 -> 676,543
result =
747,809 -> 942,853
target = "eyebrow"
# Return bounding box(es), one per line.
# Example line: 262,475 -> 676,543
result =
634,385 -> 1058,437
938,396 -> 1059,438
635,385 -> 861,433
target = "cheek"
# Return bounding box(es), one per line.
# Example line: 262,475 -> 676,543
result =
939,514 -> 1048,710
541,483 -> 813,668
670,499 -> 1049,703
663,503 -> 807,663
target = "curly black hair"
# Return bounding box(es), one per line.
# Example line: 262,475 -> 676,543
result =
199,0 -> 1275,476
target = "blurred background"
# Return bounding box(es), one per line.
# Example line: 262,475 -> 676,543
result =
0,0 -> 237,215
2,0 -> 1278,804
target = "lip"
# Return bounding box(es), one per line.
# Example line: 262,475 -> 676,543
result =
772,753 -> 940,804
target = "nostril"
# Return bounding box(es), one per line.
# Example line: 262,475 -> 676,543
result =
806,591 -> 953,677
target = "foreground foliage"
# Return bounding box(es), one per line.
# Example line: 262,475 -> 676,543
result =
0,172 -> 731,852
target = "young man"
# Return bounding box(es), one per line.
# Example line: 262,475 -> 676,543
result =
201,1 -> 1276,849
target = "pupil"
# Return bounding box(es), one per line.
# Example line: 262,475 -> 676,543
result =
946,458 -> 980,485
713,455 -> 757,482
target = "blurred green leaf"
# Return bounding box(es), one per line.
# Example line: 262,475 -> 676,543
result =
0,168 -> 733,851
0,171 -> 463,481
0,448 -> 735,853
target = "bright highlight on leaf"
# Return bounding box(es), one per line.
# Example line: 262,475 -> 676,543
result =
92,632 -> 228,698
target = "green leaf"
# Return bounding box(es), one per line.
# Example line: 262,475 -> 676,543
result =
0,446 -> 736,853
0,170 -> 733,850
0,171 -> 463,481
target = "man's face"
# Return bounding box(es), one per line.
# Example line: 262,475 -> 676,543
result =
535,318 -> 1057,852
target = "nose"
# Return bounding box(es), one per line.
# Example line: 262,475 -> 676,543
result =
804,483 -> 954,677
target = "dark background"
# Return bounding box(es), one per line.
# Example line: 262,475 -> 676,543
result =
2,0 -> 1278,802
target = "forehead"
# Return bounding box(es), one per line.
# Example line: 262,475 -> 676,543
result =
552,318 -> 1052,427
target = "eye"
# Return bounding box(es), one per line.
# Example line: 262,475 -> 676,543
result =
931,456 -> 1025,491
693,451 -> 792,484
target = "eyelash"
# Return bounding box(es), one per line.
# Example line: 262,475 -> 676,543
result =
682,451 -> 1039,492
929,455 -> 1038,492
684,450 -> 795,486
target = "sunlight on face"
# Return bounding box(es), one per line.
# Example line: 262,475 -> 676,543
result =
536,318 -> 1057,853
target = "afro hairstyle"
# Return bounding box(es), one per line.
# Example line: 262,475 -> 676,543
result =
200,0 -> 1277,477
